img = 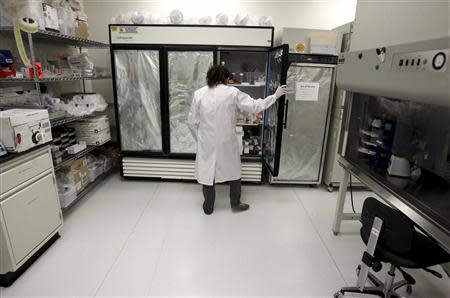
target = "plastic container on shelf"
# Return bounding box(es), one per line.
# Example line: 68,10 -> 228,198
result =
57,2 -> 76,36
88,163 -> 103,181
58,184 -> 77,208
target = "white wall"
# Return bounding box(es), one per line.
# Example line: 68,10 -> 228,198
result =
351,0 -> 450,51
84,0 -> 358,43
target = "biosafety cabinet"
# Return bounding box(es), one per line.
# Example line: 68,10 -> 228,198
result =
109,24 -> 332,182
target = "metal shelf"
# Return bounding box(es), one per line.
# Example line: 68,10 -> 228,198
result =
50,115 -> 91,127
236,122 -> 263,126
229,83 -> 266,87
62,168 -> 116,213
54,146 -> 98,171
54,139 -> 111,171
0,75 -> 111,83
0,27 -> 109,48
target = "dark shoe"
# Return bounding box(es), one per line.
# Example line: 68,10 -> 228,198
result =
203,202 -> 213,215
232,203 -> 250,212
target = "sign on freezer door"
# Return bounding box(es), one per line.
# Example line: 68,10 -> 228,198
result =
295,82 -> 320,101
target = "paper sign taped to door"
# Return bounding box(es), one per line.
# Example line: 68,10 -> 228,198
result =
296,82 -> 320,101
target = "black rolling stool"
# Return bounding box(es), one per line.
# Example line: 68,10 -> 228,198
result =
334,197 -> 450,298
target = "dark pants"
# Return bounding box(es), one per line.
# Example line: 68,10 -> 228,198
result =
202,179 -> 241,213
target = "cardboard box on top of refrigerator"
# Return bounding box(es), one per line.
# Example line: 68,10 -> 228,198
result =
281,27 -> 337,55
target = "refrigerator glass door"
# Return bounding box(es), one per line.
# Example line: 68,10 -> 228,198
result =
275,62 -> 334,182
114,50 -> 162,151
168,50 -> 214,154
262,44 -> 289,176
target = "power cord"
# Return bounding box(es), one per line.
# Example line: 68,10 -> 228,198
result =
350,174 -> 356,213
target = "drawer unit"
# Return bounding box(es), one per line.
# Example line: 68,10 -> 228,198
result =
0,149 -> 53,195
0,145 -> 62,286
1,172 -> 61,265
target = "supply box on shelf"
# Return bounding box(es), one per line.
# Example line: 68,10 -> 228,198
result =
67,115 -> 111,145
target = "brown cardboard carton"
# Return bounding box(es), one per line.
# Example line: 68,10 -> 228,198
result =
61,157 -> 90,192
75,20 -> 89,39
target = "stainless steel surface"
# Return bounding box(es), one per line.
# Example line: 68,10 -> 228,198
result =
168,51 -> 213,154
114,50 -> 162,151
337,37 -> 450,107
271,62 -> 335,184
339,157 -> 450,254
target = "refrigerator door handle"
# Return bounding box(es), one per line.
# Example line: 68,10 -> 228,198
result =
283,99 -> 289,129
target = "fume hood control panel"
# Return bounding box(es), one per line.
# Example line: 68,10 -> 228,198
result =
336,37 -> 450,107
392,49 -> 448,73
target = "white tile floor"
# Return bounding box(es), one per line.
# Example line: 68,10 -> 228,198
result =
1,174 -> 449,297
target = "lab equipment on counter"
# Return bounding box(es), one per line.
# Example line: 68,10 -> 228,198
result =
0,146 -> 62,287
0,109 -> 52,153
0,50 -> 16,78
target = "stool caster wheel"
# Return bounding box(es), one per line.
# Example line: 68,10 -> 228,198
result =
333,291 -> 344,298
327,185 -> 334,192
406,284 -> 413,294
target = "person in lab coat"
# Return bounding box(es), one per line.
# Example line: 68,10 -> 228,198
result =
188,64 -> 287,215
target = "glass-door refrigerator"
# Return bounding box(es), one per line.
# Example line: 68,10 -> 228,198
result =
110,25 -> 289,182
269,54 -> 338,184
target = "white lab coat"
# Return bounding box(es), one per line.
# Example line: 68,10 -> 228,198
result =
188,84 -> 277,186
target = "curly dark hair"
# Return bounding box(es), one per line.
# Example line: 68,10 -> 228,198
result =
206,64 -> 230,87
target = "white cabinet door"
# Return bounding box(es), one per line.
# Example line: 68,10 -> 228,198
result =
1,173 -> 62,265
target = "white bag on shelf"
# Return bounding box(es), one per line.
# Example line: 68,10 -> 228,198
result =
215,13 -> 229,25
169,9 -> 183,24
59,93 -> 108,116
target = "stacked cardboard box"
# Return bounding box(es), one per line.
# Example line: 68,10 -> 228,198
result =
68,115 -> 111,145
